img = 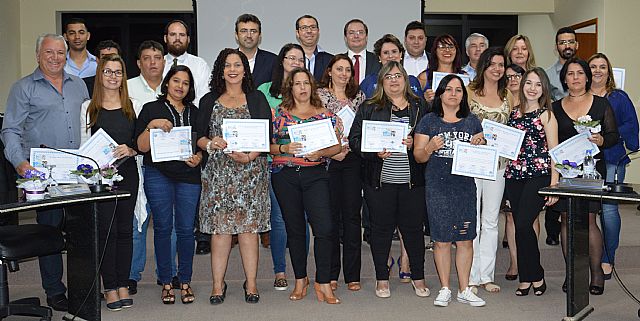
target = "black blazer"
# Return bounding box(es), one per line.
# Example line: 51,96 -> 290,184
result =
252,49 -> 277,88
312,51 -> 334,83
344,51 -> 382,78
196,90 -> 273,158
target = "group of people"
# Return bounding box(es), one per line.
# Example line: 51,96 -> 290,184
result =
1,12 -> 638,313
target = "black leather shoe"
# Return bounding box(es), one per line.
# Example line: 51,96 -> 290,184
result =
209,282 -> 227,305
128,280 -> 138,295
196,240 -> 211,255
243,281 -> 260,303
545,236 -> 559,246
47,293 -> 69,311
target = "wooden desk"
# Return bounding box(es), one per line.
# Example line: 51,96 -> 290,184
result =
539,185 -> 640,321
0,191 -> 131,321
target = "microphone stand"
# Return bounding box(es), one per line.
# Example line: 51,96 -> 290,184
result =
39,144 -> 108,193
606,149 -> 639,193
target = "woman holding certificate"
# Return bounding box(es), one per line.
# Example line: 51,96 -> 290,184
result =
135,65 -> 202,304
196,48 -> 272,304
466,47 -> 513,294
413,74 -> 486,307
504,68 -> 559,296
349,61 -> 429,299
80,54 -> 139,311
317,54 -> 366,291
552,58 -> 619,295
588,53 -> 639,280
270,68 -> 343,304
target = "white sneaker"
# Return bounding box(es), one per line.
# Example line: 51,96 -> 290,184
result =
457,287 -> 486,307
433,287 -> 452,307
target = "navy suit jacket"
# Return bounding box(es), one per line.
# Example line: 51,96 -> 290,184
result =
344,51 -> 381,78
252,49 -> 277,88
312,51 -> 334,83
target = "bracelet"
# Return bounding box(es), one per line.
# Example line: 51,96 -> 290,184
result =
206,140 -> 213,154
145,127 -> 151,132
278,144 -> 284,154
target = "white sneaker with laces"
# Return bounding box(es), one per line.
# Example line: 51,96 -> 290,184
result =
457,287 -> 486,307
434,287 -> 452,307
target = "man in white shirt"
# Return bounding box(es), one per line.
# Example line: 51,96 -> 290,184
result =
343,19 -> 380,85
295,14 -> 333,82
163,20 -> 211,107
129,40 -> 165,104
63,17 -> 97,78
403,21 -> 429,77
462,33 -> 489,80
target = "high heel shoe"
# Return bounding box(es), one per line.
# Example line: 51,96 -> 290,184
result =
387,257 -> 395,273
347,282 -> 361,291
410,280 -> 430,297
533,280 -> 546,296
515,283 -> 532,296
314,282 -> 341,304
209,282 -> 227,305
289,277 -> 309,301
375,281 -> 391,298
398,256 -> 411,283
242,281 -> 260,303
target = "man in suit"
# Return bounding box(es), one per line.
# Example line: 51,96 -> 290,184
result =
403,21 -> 430,78
236,14 -> 277,87
343,19 -> 380,85
295,14 -> 333,82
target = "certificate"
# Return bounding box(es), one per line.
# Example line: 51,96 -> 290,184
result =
549,131 -> 600,166
30,148 -> 81,184
287,118 -> 339,155
78,128 -> 118,168
481,119 -> 526,160
149,126 -> 193,162
336,106 -> 356,138
451,142 -> 499,180
432,72 -> 472,91
222,119 -> 270,152
361,120 -> 408,153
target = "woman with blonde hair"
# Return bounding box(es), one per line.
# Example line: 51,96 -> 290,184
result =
504,35 -> 537,71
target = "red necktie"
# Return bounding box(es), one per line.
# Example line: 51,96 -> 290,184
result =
353,54 -> 361,84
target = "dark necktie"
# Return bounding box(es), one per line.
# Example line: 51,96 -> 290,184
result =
173,58 -> 178,68
353,54 -> 361,84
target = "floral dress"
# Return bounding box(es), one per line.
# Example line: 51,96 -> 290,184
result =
504,108 -> 551,180
198,101 -> 270,235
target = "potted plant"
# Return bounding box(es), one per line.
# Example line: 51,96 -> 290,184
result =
16,169 -> 49,201
573,115 -> 601,134
100,165 -> 123,187
70,164 -> 100,185
554,160 -> 582,178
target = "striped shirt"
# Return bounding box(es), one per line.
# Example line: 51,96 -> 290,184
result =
380,108 -> 411,184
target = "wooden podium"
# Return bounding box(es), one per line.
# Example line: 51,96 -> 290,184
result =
539,184 -> 640,321
0,191 -> 131,321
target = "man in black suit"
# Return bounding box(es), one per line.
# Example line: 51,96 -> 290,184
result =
235,14 -> 277,87
343,19 -> 380,85
295,15 -> 333,82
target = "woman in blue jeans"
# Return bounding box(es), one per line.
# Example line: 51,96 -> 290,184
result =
135,65 -> 202,304
588,53 -> 639,279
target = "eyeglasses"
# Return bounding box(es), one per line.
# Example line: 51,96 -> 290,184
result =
347,30 -> 366,37
103,69 -> 123,77
383,73 -> 403,80
239,28 -> 259,35
437,44 -> 455,51
284,56 -> 305,64
298,25 -> 318,32
557,40 -> 577,46
506,73 -> 522,81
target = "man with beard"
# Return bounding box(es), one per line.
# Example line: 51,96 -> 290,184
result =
295,14 -> 333,82
403,21 -> 429,78
235,14 -> 277,87
63,18 -> 97,78
547,27 -> 579,101
462,33 -> 489,80
163,19 -> 211,107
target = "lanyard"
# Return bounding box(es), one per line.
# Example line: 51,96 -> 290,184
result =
164,101 -> 190,126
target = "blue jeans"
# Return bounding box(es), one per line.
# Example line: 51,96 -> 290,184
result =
129,203 -> 177,282
601,162 -> 626,264
36,208 -> 66,297
144,166 -> 200,284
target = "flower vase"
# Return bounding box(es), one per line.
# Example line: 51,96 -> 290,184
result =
102,178 -> 114,186
24,187 -> 46,201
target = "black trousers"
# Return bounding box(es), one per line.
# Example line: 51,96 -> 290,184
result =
505,175 -> 550,283
272,165 -> 334,284
98,161 -> 139,290
364,183 -> 426,280
544,208 -> 561,239
328,154 -> 362,283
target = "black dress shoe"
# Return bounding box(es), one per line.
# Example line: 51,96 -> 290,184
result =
209,282 -> 227,305
243,281 -> 260,303
128,280 -> 138,295
196,240 -> 211,255
545,236 -> 559,246
47,293 -> 69,311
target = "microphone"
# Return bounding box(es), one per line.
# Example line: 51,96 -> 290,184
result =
606,149 -> 639,194
39,144 -> 108,193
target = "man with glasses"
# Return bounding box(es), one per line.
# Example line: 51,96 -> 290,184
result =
163,19 -> 211,107
403,21 -> 430,77
462,33 -> 489,80
235,14 -> 277,87
546,27 -> 579,101
2,34 -> 90,312
295,15 -> 333,82
343,19 -> 380,85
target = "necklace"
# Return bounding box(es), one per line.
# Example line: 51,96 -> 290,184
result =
568,91 -> 588,98
164,102 -> 190,126
590,88 -> 607,97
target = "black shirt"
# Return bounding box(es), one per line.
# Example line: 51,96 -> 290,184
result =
135,99 -> 201,184
92,108 -> 138,173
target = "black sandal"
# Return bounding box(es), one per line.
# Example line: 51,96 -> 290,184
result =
180,283 -> 195,304
515,283 -> 532,296
161,284 -> 175,304
533,280 -> 547,296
